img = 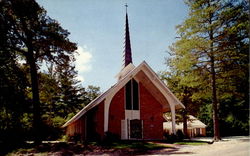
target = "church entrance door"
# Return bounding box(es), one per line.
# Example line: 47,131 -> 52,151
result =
130,119 -> 142,139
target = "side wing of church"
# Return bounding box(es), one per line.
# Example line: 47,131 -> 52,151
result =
62,8 -> 185,141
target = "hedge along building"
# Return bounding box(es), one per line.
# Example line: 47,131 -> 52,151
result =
62,7 -> 185,140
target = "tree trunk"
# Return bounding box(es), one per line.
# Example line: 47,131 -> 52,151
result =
208,6 -> 221,141
183,111 -> 188,138
182,87 -> 188,138
27,49 -> 41,144
211,55 -> 221,141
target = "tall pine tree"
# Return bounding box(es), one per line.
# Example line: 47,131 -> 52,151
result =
164,0 -> 249,141
0,0 -> 77,143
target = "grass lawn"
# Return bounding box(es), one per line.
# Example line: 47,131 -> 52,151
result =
174,142 -> 207,145
173,140 -> 210,145
96,141 -> 172,149
6,147 -> 48,156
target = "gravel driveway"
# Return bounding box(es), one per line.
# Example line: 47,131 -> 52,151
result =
166,136 -> 250,156
82,136 -> 250,156
79,136 -> 250,156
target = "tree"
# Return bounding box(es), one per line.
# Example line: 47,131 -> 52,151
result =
0,0 -> 77,143
39,72 -> 60,118
84,85 -> 101,104
0,49 -> 30,142
164,0 -> 249,141
159,68 -> 202,138
55,57 -> 84,117
37,61 -> 102,139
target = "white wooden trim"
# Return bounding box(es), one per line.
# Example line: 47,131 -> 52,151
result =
121,120 -> 127,139
125,110 -> 140,120
104,91 -> 116,132
141,63 -> 184,109
116,63 -> 135,80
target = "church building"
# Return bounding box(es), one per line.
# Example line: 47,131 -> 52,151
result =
62,8 -> 185,140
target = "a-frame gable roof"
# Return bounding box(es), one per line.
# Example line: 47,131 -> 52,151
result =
62,61 -> 184,128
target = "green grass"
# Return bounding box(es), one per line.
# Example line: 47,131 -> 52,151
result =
6,148 -> 48,156
97,141 -> 171,150
114,142 -> 166,149
174,141 -> 208,145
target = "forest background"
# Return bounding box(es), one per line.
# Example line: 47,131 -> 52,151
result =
0,0 -> 249,149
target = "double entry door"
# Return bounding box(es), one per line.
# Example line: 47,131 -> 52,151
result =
121,118 -> 143,139
129,119 -> 142,139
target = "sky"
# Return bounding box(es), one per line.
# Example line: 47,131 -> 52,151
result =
36,0 -> 188,91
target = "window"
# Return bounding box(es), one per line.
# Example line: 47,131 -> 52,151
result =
125,80 -> 132,109
125,79 -> 139,110
133,79 -> 139,110
196,128 -> 201,135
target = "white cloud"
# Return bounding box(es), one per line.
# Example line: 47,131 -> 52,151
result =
76,75 -> 85,82
75,46 -> 92,72
74,46 -> 92,82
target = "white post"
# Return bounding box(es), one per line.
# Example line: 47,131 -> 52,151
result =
170,104 -> 176,134
104,97 -> 111,132
104,92 -> 116,133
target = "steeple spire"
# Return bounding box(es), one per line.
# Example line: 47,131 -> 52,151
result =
123,4 -> 132,68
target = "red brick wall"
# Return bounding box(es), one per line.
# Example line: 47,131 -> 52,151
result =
84,100 -> 105,140
187,129 -> 193,138
140,83 -> 163,140
201,128 -> 206,136
108,87 -> 125,137
95,101 -> 104,138
66,101 -> 104,140
67,82 -> 164,140
187,128 -> 206,138
66,116 -> 85,137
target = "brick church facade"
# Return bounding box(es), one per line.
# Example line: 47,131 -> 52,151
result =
62,8 -> 184,141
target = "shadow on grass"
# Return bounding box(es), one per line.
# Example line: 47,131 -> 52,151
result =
3,140 -> 176,156
2,142 -> 89,156
93,140 -> 181,155
98,140 -> 173,149
2,140 -> 209,155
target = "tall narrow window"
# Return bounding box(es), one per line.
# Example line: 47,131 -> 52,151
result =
125,79 -> 139,110
132,79 -> 139,110
125,80 -> 132,110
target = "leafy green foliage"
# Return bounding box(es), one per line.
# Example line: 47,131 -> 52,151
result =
162,0 -> 249,138
0,0 -> 101,147
0,48 -> 31,142
0,0 -> 78,143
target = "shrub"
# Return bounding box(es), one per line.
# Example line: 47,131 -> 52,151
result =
176,130 -> 184,141
102,132 -> 120,145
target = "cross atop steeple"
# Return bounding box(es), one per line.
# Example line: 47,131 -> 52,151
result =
122,4 -> 132,68
125,3 -> 128,12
